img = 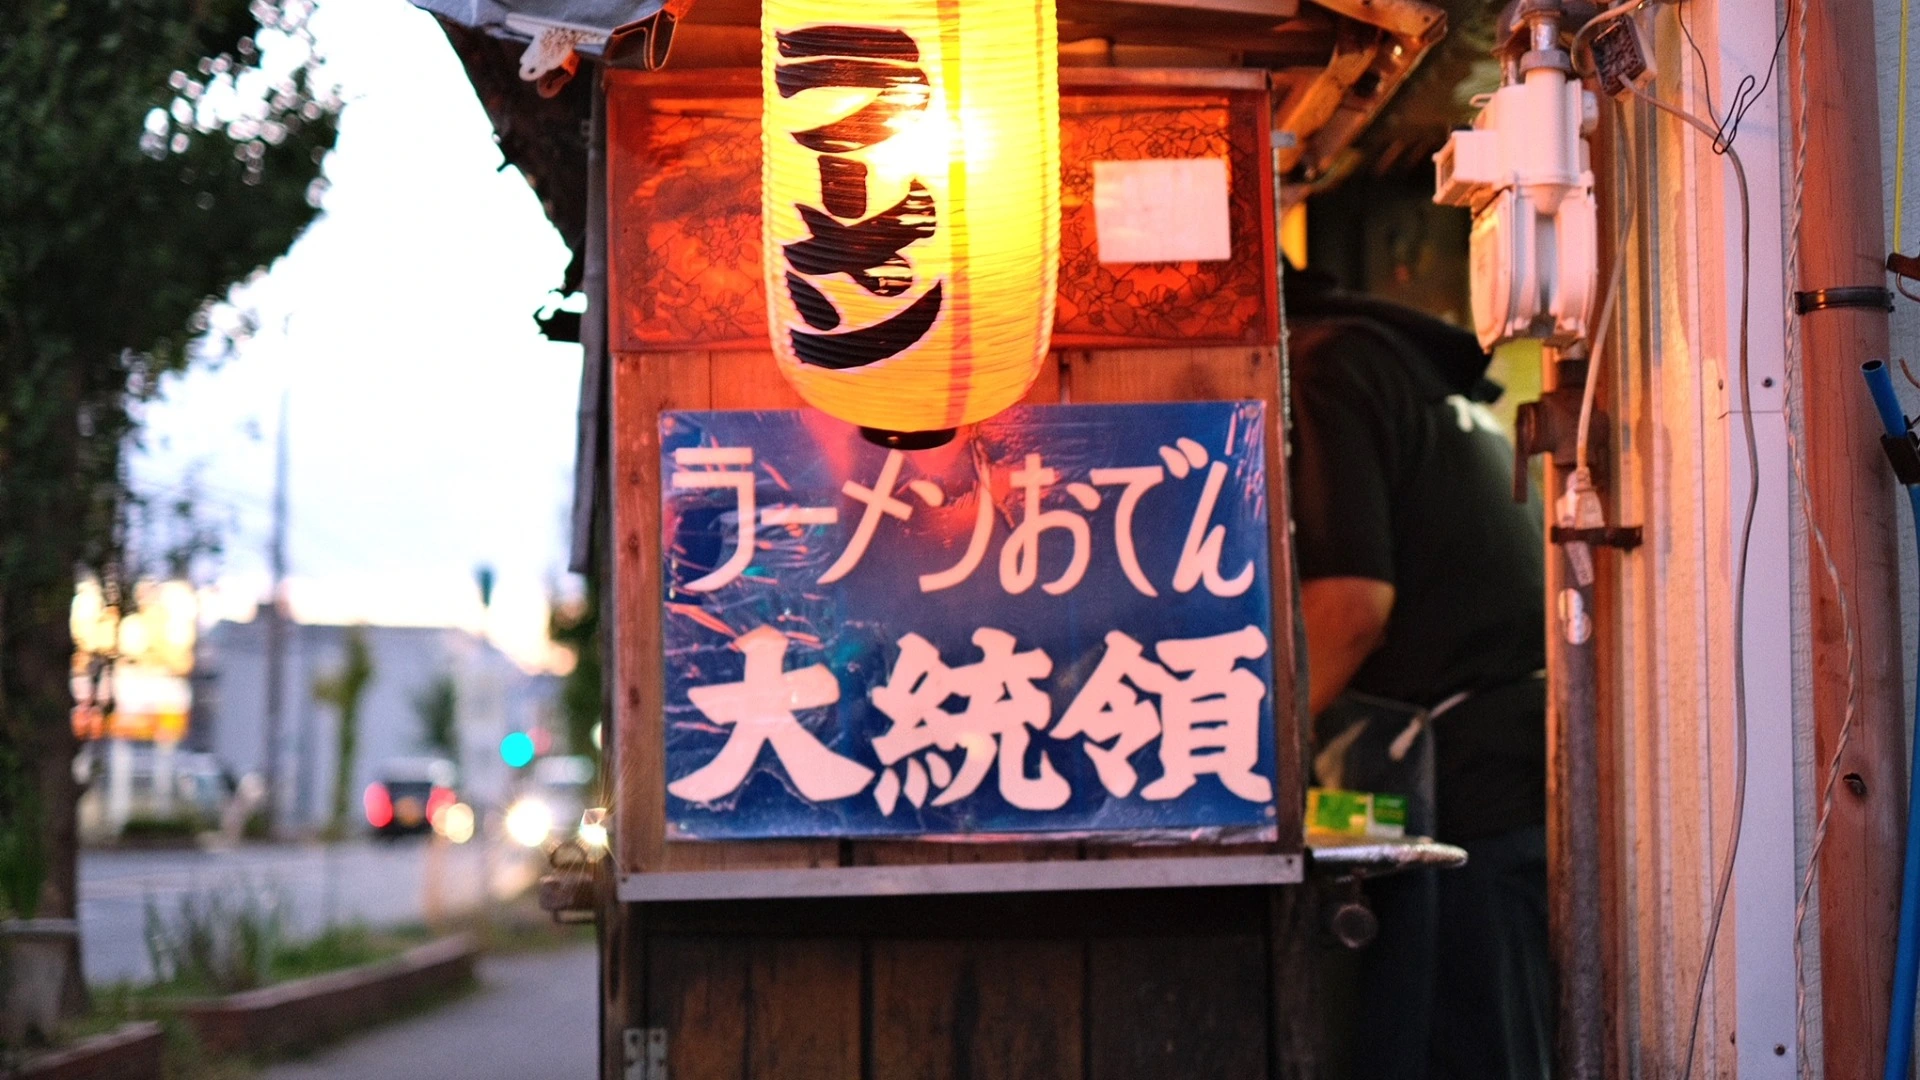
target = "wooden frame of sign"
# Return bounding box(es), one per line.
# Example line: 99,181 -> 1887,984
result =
604,65 -> 1304,898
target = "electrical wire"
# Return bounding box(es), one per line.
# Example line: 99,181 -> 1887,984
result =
1576,174 -> 1635,478
1570,4 -> 1650,490
1677,0 -> 1789,155
1892,0 -> 1918,302
1897,0 -> 1912,258
1627,81 -> 1757,1080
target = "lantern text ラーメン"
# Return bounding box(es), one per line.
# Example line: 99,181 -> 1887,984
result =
761,0 -> 1060,435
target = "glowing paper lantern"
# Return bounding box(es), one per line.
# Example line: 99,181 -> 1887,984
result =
761,0 -> 1060,437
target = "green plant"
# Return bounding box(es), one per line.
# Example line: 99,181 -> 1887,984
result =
269,923 -> 391,982
549,586 -> 603,785
141,879 -> 284,994
312,627 -> 374,840
413,674 -> 459,760
119,813 -> 206,842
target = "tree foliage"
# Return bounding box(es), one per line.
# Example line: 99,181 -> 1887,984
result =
313,627 -> 373,839
413,674 -> 459,760
549,585 -> 601,778
0,0 -> 339,919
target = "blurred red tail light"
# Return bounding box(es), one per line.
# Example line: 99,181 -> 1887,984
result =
426,786 -> 455,826
364,782 -> 394,828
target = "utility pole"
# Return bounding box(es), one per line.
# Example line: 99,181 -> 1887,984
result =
1790,0 -> 1904,1069
261,384 -> 290,836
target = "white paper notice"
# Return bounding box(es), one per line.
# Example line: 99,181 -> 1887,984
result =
1092,158 -> 1233,264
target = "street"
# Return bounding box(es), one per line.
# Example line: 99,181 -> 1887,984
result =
262,945 -> 598,1080
80,839 -> 538,985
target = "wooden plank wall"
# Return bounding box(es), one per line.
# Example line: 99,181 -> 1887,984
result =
610,344 -> 1304,876
633,888 -> 1293,1080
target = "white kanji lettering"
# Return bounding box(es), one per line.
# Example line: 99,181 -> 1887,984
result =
998,454 -> 1100,596
868,628 -> 1069,811
667,625 -> 874,804
1051,630 -> 1164,797
1169,442 -> 1256,598
1133,626 -> 1273,802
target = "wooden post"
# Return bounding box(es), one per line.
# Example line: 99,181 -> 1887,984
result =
1790,0 -> 1904,1071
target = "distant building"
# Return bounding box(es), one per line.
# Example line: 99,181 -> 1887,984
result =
190,607 -> 560,831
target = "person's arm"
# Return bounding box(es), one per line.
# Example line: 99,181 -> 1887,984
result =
1287,322 -> 1403,714
1301,576 -> 1395,714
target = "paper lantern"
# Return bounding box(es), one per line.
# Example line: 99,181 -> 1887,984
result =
761,0 -> 1060,438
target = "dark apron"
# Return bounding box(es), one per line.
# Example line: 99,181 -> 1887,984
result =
1311,687 -> 1553,1080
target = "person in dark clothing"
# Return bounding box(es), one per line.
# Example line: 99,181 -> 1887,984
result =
1285,273 -> 1554,1080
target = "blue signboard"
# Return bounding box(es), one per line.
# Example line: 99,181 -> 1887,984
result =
660,402 -> 1275,839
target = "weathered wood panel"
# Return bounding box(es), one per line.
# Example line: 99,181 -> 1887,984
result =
1088,932 -> 1273,1079
635,888 -> 1297,1079
612,350 -> 711,875
745,940 -> 863,1076
870,939 -> 1085,1080
646,935 -> 750,1080
645,936 -> 862,1078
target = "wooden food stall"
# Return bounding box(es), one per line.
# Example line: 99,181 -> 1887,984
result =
438,0 -> 1449,1071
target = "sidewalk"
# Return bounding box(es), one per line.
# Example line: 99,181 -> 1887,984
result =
262,945 -> 597,1080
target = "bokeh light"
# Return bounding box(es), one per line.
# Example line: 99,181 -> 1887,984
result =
500,730 -> 536,768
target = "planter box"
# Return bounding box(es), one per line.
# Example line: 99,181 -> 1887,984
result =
173,934 -> 477,1057
2,919 -> 83,1045
17,1021 -> 163,1080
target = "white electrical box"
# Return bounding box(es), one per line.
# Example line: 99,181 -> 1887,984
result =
1435,69 -> 1599,349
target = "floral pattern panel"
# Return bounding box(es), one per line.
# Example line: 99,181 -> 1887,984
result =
610,87 -> 769,351
1055,93 -> 1273,346
608,78 -> 1274,351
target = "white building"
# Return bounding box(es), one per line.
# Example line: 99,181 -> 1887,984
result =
189,607 -> 561,832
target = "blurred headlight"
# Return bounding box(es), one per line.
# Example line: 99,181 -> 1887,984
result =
504,797 -> 554,848
578,807 -> 609,853
436,801 -> 476,845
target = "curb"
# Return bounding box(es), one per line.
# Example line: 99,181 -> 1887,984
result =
16,1021 -> 164,1080
172,934 -> 478,1057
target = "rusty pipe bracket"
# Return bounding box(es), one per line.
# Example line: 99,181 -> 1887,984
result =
1549,524 -> 1642,549
1513,380 -> 1609,502
1880,431 -> 1920,485
1793,286 -> 1895,314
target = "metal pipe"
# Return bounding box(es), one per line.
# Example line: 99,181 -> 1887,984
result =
1551,529 -> 1605,1080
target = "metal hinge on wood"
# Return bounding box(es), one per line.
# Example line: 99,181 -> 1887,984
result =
624,1027 -> 667,1080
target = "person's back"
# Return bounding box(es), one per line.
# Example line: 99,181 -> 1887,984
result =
1285,283 -> 1552,1080
1287,306 -> 1545,841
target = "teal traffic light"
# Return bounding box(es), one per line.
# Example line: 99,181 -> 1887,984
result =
500,730 -> 536,768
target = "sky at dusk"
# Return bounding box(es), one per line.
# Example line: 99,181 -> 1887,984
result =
131,0 -> 584,671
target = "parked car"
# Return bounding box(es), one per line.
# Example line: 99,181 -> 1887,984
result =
364,757 -> 458,839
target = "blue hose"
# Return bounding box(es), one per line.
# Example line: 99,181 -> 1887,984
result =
1867,359 -> 1920,1080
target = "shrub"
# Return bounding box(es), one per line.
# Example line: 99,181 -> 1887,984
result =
142,880 -> 285,994
119,814 -> 205,843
